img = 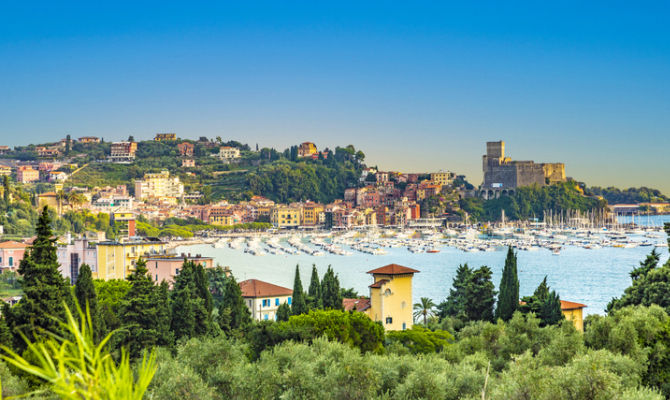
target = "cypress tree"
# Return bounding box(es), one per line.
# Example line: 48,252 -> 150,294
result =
5,206 -> 71,350
496,247 -> 520,321
308,264 -> 322,309
291,265 -> 307,315
118,258 -> 159,358
320,266 -> 342,310
2,175 -> 9,204
219,274 -> 250,331
276,302 -> 291,322
156,280 -> 173,347
171,260 -> 212,340
74,263 -> 103,340
464,266 -> 496,322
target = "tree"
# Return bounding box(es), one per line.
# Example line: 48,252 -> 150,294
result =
291,265 -> 308,315
65,134 -> 71,155
156,280 -> 173,347
4,206 -> 71,350
171,260 -> 212,341
464,266 -> 496,322
118,258 -> 161,358
496,247 -> 520,321
437,263 -> 473,319
520,277 -> 564,327
307,264 -> 322,310
2,175 -> 9,204
276,303 -> 291,322
219,274 -> 250,332
413,297 -> 436,325
207,266 -> 228,308
74,264 -> 103,340
320,266 -> 342,310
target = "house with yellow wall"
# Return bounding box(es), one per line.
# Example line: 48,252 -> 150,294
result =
561,300 -> 586,332
271,206 -> 301,228
365,264 -> 418,331
95,238 -> 167,280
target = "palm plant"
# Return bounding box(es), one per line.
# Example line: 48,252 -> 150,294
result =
67,191 -> 87,210
413,297 -> 437,326
1,303 -> 157,399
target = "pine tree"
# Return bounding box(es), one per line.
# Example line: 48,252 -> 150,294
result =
219,274 -> 250,331
320,266 -> 342,310
118,258 -> 160,358
171,260 -> 212,341
437,264 -> 472,319
74,263 -> 103,340
496,247 -> 520,321
464,266 -> 496,322
307,264 -> 322,310
291,265 -> 307,315
520,276 -> 564,327
276,302 -> 291,322
541,290 -> 564,326
5,207 -> 71,350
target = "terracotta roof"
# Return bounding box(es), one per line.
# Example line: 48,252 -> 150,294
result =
239,279 -> 292,298
367,264 -> 419,275
560,300 -> 587,310
0,241 -> 28,249
369,279 -> 389,288
343,297 -> 371,312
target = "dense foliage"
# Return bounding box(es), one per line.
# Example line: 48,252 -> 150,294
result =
588,186 -> 669,205
460,181 -> 607,222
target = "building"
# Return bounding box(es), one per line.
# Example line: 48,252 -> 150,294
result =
0,166 -> 12,176
181,158 -> 195,168
154,133 -> 177,141
0,241 -> 28,271
91,196 -> 134,212
218,146 -> 241,160
145,254 -> 213,285
134,170 -> 184,202
430,172 -> 454,186
271,206 -> 301,228
49,171 -> 68,182
239,279 -> 292,321
0,146 -> 10,154
561,300 -> 586,332
57,238 -> 98,284
297,142 -> 318,158
366,264 -> 418,331
37,192 -> 59,210
95,238 -> 168,280
177,142 -> 194,157
78,136 -> 100,144
16,166 -> 40,183
302,202 -> 324,226
109,141 -> 138,163
36,146 -> 60,158
111,211 -> 136,238
481,141 -> 566,199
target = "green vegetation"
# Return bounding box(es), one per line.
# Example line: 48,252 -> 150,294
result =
460,180 -> 607,222
588,186 -> 669,204
495,247 -> 519,321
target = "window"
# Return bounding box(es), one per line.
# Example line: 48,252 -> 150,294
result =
8,257 -> 13,267
385,317 -> 393,325
155,275 -> 158,281
263,314 -> 269,320
288,297 -> 292,305
402,322 -> 406,330
175,268 -> 180,275
275,298 -> 279,306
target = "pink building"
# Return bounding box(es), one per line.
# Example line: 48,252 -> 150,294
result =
0,241 -> 28,271
16,166 -> 39,184
145,254 -> 214,285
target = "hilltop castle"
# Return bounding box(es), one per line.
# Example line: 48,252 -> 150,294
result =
480,141 -> 565,199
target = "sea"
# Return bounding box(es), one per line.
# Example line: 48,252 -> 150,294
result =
177,215 -> 670,316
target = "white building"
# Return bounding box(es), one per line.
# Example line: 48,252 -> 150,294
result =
218,146 -> 241,160
57,238 -> 98,285
239,279 -> 292,321
91,196 -> 134,211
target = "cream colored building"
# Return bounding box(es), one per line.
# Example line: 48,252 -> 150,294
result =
134,170 -> 184,202
218,146 -> 241,160
239,279 -> 293,321
430,172 -> 454,186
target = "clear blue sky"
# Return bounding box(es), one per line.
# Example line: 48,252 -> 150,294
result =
1,2 -> 668,193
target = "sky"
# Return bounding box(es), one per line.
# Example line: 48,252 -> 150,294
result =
1,2 -> 668,193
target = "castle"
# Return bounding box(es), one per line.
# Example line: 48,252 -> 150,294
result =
480,141 -> 565,199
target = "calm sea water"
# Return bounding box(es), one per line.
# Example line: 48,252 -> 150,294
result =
177,216 -> 670,316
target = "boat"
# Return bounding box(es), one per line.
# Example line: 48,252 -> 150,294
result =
427,249 -> 440,253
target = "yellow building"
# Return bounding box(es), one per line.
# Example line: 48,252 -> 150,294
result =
302,203 -> 324,226
95,238 -> 167,280
366,264 -> 418,331
271,206 -> 301,228
209,214 -> 239,227
297,142 -> 317,157
154,133 -> 177,141
561,300 -> 586,332
134,170 -> 184,202
430,172 -> 454,186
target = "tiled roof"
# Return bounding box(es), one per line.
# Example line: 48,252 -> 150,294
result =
369,279 -> 389,288
343,297 -> 371,312
239,279 -> 292,298
367,264 -> 419,275
0,240 -> 28,249
560,300 -> 587,310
